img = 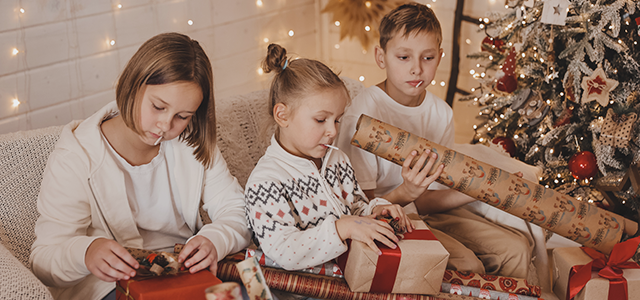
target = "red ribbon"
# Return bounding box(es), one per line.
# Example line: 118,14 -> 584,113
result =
337,229 -> 438,293
567,236 -> 640,300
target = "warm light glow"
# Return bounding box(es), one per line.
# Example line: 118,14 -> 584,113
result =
20,8 -> 25,13
431,80 -> 436,85
334,21 -> 340,26
263,38 -> 269,43
359,76 -> 365,82
12,98 -> 20,107
473,125 -> 477,129
364,25 -> 371,31
187,20 -> 193,26
520,74 -> 525,78
470,70 -> 476,75
117,4 -> 122,8
288,30 -> 294,37
334,44 -> 340,49
441,52 -> 445,57
257,68 -> 264,75
12,48 -> 19,55
256,0 -> 263,7
440,81 -> 445,86
365,1 -> 371,8
479,138 -> 484,142
489,55 -> 493,60
514,134 -> 519,138
483,18 -> 489,23
466,39 -> 471,44
109,40 -> 116,46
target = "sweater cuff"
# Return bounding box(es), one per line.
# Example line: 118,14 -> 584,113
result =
366,197 -> 392,215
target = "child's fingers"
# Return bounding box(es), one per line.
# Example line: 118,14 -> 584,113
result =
402,150 -> 418,171
365,239 -> 383,256
423,163 -> 444,184
515,171 -> 523,178
112,245 -> 139,271
409,150 -> 430,178
376,221 -> 399,243
416,153 -> 438,183
373,230 -> 399,249
104,254 -> 136,279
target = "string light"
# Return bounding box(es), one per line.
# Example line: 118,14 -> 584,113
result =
440,81 -> 445,86
12,48 -> 19,55
12,99 -> 20,107
365,1 -> 371,8
334,21 -> 340,26
117,4 -> 122,8
334,44 -> 340,49
263,38 -> 269,43
364,25 -> 370,31
470,70 -> 476,75
288,30 -> 294,37
514,134 -> 519,138
359,76 -> 365,82
257,68 -> 264,75
109,39 -> 115,46
431,80 -> 436,85
466,39 -> 471,44
20,8 -> 25,13
256,0 -> 263,7
187,20 -> 193,26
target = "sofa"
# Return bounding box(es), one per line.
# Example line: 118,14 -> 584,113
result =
0,78 -> 553,299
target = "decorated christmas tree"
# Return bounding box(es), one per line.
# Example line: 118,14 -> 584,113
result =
463,0 -> 640,223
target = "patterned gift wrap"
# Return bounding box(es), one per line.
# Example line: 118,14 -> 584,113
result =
245,249 -> 542,298
441,283 -> 541,300
443,270 -> 541,297
217,259 -> 483,300
350,114 -> 634,255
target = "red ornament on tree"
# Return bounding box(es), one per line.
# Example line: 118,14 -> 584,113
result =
495,48 -> 518,93
568,151 -> 598,180
491,136 -> 516,157
481,36 -> 506,53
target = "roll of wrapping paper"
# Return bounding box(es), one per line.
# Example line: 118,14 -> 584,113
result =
350,114 -> 637,254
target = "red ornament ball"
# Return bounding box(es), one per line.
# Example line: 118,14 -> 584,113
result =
568,151 -> 598,180
481,36 -> 506,53
491,137 -> 516,157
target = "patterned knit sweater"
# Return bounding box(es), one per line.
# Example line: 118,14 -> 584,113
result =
245,136 -> 390,270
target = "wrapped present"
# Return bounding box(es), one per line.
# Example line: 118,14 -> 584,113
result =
337,219 -> 449,294
553,236 -> 640,300
443,270 -> 541,297
116,271 -> 222,300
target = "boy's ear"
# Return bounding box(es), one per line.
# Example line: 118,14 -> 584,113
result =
374,46 -> 386,69
273,103 -> 289,128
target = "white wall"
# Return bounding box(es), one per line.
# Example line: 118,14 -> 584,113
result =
0,0 -> 507,139
0,0 -> 320,134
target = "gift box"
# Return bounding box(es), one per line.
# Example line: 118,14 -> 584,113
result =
337,219 -> 449,294
116,271 -> 222,300
552,236 -> 640,300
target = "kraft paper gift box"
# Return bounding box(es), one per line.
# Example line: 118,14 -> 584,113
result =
552,240 -> 640,300
116,271 -> 222,300
337,219 -> 449,295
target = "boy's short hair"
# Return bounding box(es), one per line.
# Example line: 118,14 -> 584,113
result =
116,32 -> 217,168
379,2 -> 442,50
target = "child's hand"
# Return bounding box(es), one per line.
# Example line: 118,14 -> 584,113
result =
335,215 -> 398,255
178,235 -> 219,275
514,171 -> 523,178
85,238 -> 139,282
372,204 -> 415,233
398,149 -> 444,201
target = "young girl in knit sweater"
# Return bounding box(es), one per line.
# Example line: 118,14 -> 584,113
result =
244,44 -> 439,270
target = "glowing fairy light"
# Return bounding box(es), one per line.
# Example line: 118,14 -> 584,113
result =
12,98 -> 20,107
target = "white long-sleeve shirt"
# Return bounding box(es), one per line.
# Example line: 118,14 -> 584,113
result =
244,136 -> 390,270
30,101 -> 251,300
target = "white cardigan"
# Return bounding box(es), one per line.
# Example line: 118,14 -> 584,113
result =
245,136 -> 390,271
29,102 -> 251,300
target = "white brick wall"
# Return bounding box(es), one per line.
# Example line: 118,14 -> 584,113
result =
0,0 -> 319,134
0,0 -> 505,138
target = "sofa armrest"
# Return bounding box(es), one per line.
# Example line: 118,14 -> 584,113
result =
0,242 -> 53,299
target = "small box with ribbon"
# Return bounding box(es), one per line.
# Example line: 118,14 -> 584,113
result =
116,270 -> 222,300
552,236 -> 640,300
337,219 -> 449,294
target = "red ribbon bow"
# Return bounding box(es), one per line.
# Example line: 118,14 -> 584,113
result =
337,229 -> 437,293
567,236 -> 640,300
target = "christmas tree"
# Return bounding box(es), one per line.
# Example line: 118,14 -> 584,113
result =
463,0 -> 640,223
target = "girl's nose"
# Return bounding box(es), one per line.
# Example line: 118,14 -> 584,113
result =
157,117 -> 171,132
326,123 -> 338,137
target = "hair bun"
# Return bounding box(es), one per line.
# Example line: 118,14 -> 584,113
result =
262,44 -> 288,74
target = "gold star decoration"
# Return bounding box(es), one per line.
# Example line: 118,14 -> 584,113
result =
322,0 -> 407,50
580,66 -> 619,106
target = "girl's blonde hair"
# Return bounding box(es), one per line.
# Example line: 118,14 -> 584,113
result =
262,44 -> 348,119
116,32 -> 217,168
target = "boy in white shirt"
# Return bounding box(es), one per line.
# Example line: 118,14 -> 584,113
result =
337,2 -> 532,278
